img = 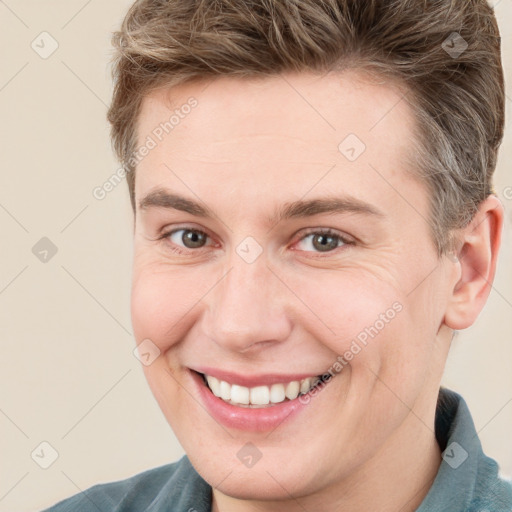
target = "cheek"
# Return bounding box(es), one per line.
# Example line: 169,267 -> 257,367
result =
130,263 -> 192,348
288,267 -> 404,349
291,268 -> 434,388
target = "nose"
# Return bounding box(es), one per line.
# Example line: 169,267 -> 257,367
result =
204,255 -> 292,353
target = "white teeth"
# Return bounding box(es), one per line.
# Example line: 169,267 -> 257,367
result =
230,384 -> 250,405
250,386 -> 270,405
300,378 -> 312,394
203,374 -> 321,407
285,380 -> 300,400
219,380 -> 231,401
206,375 -> 221,397
269,383 -> 286,403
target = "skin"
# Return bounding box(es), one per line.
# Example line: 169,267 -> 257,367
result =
130,70 -> 503,511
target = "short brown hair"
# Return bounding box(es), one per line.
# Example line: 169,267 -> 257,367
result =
107,0 -> 504,255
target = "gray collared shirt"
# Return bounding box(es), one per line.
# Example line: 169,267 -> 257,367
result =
42,388 -> 512,511
417,388 -> 512,511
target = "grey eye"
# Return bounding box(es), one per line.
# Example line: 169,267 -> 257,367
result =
169,229 -> 208,249
298,232 -> 344,253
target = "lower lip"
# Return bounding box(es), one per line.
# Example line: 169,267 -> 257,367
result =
190,370 -> 314,432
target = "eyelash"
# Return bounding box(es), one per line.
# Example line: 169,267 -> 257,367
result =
157,226 -> 354,257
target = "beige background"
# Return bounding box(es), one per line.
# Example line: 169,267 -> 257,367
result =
0,1 -> 511,511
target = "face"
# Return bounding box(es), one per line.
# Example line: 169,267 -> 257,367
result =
131,71 -> 455,502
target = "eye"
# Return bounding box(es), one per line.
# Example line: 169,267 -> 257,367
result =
294,228 -> 352,254
161,227 -> 212,253
158,226 -> 353,256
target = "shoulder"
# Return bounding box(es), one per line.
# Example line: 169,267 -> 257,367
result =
41,456 -> 211,512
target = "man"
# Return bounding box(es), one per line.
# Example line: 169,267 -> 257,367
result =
44,0 -> 512,510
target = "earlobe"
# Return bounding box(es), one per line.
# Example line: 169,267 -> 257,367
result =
443,195 -> 504,331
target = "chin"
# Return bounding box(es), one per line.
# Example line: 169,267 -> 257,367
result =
186,444 -> 333,503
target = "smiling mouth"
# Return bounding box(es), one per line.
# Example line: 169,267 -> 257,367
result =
198,372 -> 327,408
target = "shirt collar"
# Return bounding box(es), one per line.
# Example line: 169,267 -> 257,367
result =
417,387 -> 512,511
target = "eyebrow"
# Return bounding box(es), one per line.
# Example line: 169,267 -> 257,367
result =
138,187 -> 384,224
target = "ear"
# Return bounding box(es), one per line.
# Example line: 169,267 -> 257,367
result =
443,195 -> 504,330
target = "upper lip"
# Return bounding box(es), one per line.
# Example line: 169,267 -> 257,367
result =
191,366 -> 323,387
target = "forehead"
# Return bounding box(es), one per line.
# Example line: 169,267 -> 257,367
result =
138,70 -> 414,150
135,70 -> 426,222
